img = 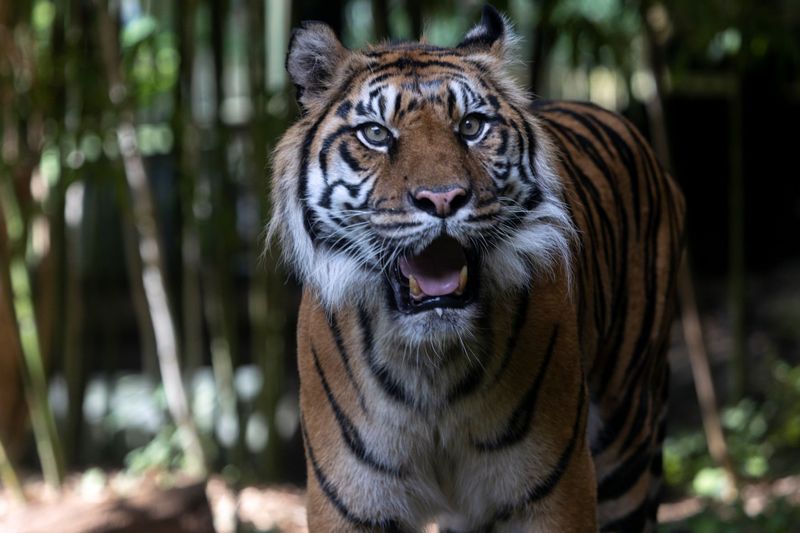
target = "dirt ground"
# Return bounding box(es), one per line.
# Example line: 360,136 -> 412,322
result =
2,471 -> 800,532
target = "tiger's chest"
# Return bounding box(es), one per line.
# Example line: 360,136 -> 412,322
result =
356,389 -> 553,528
298,296 -> 584,529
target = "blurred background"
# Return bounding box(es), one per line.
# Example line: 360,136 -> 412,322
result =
0,0 -> 799,531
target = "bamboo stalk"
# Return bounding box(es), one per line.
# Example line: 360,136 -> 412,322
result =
0,435 -> 25,501
206,0 -> 247,463
117,183 -> 160,378
94,1 -> 206,476
0,177 -> 65,489
118,121 -> 207,476
62,197 -> 84,464
255,0 -> 293,480
371,0 -> 389,40
176,0 -> 205,390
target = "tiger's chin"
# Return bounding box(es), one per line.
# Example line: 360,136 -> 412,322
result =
385,303 -> 481,350
380,235 -> 484,347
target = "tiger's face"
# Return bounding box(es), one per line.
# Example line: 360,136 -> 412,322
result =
271,10 -> 574,346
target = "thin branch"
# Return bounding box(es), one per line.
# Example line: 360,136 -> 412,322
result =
0,176 -> 65,489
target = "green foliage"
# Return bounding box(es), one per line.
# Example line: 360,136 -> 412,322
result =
664,430 -> 710,488
125,427 -> 187,475
666,358 -> 800,496
692,467 -> 733,499
121,15 -> 180,107
664,356 -> 800,529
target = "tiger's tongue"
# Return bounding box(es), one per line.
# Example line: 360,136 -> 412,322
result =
398,238 -> 465,297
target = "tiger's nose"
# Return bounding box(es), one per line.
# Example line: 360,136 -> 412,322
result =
411,186 -> 471,218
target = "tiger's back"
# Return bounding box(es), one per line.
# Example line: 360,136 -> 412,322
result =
535,100 -> 685,529
272,6 -> 684,532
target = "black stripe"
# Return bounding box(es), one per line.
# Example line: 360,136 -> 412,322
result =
377,94 -> 387,119
371,220 -> 423,231
620,369 -> 655,452
447,88 -> 457,118
355,100 -> 370,117
447,309 -> 493,403
600,496 -> 649,532
357,306 -> 416,408
317,174 -> 371,210
597,439 -> 651,501
474,325 -> 559,452
318,124 -> 353,176
310,345 -> 404,477
338,143 -> 366,173
301,420 -> 405,531
336,100 -> 352,118
327,313 -> 368,413
487,289 -> 529,386
591,355 -> 651,456
370,57 -> 465,75
490,378 -> 587,523
496,129 -> 508,156
392,92 -> 402,120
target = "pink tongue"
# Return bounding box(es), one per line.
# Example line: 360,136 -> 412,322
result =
399,237 -> 465,297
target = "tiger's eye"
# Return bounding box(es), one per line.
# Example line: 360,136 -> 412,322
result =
459,114 -> 484,140
360,123 -> 391,145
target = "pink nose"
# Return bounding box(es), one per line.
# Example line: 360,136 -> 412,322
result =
412,186 -> 470,218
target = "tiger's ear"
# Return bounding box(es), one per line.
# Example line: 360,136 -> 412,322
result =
286,22 -> 349,110
457,5 -> 511,58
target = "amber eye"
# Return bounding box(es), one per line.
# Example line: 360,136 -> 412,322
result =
459,114 -> 485,140
358,123 -> 392,147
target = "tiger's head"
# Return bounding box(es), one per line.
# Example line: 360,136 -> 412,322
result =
270,6 -> 574,347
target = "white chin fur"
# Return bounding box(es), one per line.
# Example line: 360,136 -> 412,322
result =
378,304 -> 480,352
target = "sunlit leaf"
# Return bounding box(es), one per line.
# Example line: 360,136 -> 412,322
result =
692,466 -> 731,499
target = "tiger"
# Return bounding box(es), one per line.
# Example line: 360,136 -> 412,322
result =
269,5 -> 685,532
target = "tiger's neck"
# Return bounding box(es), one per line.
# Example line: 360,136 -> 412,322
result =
299,269 -> 580,417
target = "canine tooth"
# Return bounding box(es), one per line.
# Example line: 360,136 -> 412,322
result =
455,265 -> 468,295
435,308 -> 443,317
409,275 -> 423,299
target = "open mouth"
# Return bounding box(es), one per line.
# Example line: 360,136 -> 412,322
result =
387,235 -> 479,314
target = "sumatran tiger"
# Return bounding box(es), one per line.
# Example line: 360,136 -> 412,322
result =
269,5 -> 685,532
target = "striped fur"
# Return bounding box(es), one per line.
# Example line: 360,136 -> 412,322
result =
270,7 -> 685,532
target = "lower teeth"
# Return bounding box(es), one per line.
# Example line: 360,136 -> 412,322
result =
435,308 -> 443,317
